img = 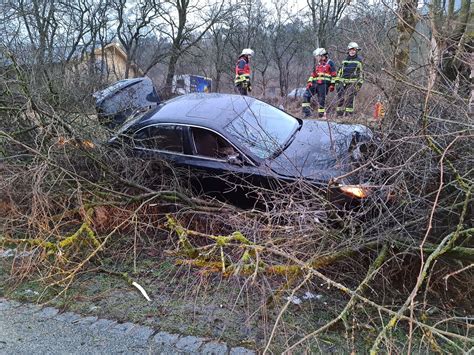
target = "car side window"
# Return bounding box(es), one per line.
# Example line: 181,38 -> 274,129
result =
133,125 -> 184,153
191,127 -> 236,159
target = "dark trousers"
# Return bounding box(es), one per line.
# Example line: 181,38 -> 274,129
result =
302,83 -> 329,117
336,83 -> 357,116
235,82 -> 249,96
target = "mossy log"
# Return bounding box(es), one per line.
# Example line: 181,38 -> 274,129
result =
165,214 -> 369,276
1,209 -> 101,257
164,214 -> 474,278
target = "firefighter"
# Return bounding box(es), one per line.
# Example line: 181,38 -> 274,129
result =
336,42 -> 363,117
235,48 -> 254,95
301,48 -> 336,118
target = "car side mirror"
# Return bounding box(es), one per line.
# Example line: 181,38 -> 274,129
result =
226,154 -> 244,166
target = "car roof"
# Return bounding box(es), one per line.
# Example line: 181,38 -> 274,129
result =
137,93 -> 257,131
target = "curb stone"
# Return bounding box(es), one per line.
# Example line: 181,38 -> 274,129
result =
129,325 -> 155,342
36,306 -> 59,318
153,331 -> 180,346
71,315 -> 98,325
110,321 -> 136,334
89,318 -> 117,331
175,335 -> 204,352
55,311 -> 81,323
0,298 -> 11,311
201,341 -> 228,354
19,303 -> 42,314
230,347 -> 256,355
1,299 -> 255,354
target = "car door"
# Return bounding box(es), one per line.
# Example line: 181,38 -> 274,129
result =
181,126 -> 274,205
131,124 -> 188,165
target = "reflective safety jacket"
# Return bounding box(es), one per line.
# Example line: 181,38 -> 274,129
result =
235,56 -> 251,85
307,58 -> 337,85
337,55 -> 363,84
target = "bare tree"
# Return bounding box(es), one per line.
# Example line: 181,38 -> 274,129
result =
113,0 -> 160,79
393,0 -> 418,74
158,0 -> 226,95
253,29 -> 273,97
386,0 -> 419,118
207,6 -> 238,92
430,0 -> 472,95
11,0 -> 59,65
1,0 -> 113,72
83,0 -> 114,83
470,51 -> 474,114
134,33 -> 171,77
269,1 -> 304,97
306,0 -> 349,47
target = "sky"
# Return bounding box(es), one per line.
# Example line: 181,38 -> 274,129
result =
259,0 -> 433,16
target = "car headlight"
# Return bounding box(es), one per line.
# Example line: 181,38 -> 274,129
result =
339,185 -> 371,199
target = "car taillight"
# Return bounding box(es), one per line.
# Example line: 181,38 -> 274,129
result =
339,185 -> 370,199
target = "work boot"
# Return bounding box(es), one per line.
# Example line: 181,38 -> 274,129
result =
303,107 -> 312,117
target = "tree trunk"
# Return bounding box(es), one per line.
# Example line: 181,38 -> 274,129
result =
309,0 -> 319,47
430,0 -> 471,93
393,0 -> 418,73
261,68 -> 268,97
165,48 -> 180,96
438,0 -> 471,88
388,0 -> 419,119
214,71 -> 221,93
125,59 -> 131,79
470,52 -> 474,114
277,60 -> 286,97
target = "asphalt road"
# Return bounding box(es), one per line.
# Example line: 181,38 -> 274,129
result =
0,298 -> 254,354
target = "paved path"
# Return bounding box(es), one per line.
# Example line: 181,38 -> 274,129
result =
0,298 -> 254,355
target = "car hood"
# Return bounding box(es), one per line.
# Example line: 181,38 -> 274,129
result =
266,120 -> 372,183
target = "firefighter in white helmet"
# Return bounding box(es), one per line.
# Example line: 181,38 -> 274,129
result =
335,42 -> 364,116
234,48 -> 254,95
301,48 -> 337,118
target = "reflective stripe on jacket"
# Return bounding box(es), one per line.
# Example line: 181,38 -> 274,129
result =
337,55 -> 363,84
307,58 -> 337,85
235,56 -> 251,84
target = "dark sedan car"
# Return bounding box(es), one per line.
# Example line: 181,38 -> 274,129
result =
109,93 -> 383,207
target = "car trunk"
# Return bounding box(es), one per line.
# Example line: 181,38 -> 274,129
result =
93,77 -> 160,129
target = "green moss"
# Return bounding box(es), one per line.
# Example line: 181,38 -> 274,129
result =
58,222 -> 100,250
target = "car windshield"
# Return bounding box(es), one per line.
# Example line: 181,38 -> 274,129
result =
224,101 -> 300,159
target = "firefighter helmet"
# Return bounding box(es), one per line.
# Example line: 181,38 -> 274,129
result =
347,42 -> 360,50
313,48 -> 328,56
240,48 -> 254,57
